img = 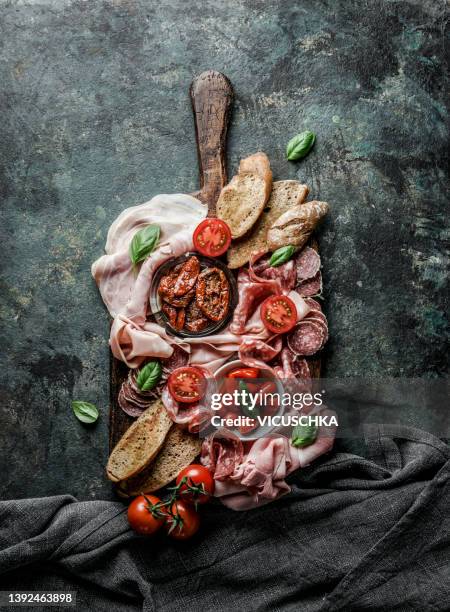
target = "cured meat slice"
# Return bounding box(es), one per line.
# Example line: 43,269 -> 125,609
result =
250,254 -> 297,292
292,356 -> 311,380
161,386 -> 210,433
295,247 -> 321,282
196,267 -> 230,322
304,297 -> 322,312
201,434 -> 244,481
296,271 -> 322,297
239,336 -> 282,370
287,320 -> 326,356
230,268 -> 274,335
173,256 -> 200,296
185,299 -> 209,333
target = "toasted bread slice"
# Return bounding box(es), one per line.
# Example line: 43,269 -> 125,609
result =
239,151 -> 273,186
106,400 -> 172,483
117,426 -> 202,496
227,180 -> 309,268
217,153 -> 272,239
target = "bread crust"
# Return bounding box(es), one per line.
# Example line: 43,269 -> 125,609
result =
106,400 -> 172,483
227,180 -> 309,268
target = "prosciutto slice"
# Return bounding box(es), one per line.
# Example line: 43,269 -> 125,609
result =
207,409 -> 336,511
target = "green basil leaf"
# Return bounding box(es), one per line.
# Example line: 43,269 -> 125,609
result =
238,380 -> 260,418
129,225 -> 160,266
291,423 -> 318,448
286,130 -> 316,161
136,360 -> 162,391
72,401 -> 99,424
269,245 -> 296,267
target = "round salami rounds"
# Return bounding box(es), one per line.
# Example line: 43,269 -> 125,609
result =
296,271 -> 322,297
287,308 -> 328,356
295,247 -> 321,282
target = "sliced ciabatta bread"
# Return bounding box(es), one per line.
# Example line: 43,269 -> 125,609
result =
117,426 -> 202,496
217,152 -> 272,239
239,151 -> 273,186
106,400 -> 172,483
227,180 -> 309,268
267,200 -> 329,251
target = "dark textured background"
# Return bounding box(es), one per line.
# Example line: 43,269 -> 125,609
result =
0,0 -> 448,501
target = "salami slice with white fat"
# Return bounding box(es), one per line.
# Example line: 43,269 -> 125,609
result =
295,247 -> 321,282
296,271 -> 322,297
287,319 -> 326,356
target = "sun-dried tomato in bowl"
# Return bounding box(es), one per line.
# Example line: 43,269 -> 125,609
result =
150,253 -> 237,337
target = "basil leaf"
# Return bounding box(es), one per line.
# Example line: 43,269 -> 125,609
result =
136,360 -> 162,391
270,245 -> 296,267
286,130 -> 316,161
129,225 -> 160,266
72,401 -> 99,424
291,423 -> 318,448
238,380 -> 260,418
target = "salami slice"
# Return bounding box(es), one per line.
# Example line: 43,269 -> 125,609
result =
304,297 -> 322,312
295,247 -> 321,282
296,271 -> 322,297
287,320 -> 326,356
118,385 -> 146,417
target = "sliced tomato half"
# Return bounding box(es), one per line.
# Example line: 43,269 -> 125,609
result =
260,295 -> 297,334
193,219 -> 232,257
168,366 -> 206,403
227,367 -> 260,379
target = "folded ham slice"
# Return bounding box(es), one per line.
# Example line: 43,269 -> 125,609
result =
206,409 -> 336,510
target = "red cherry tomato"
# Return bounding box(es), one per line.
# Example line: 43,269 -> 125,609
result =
260,295 -> 297,334
168,366 -> 206,403
221,377 -> 237,395
193,219 -> 232,257
227,367 -> 260,379
239,418 -> 258,435
176,464 -> 215,504
127,495 -> 165,536
164,499 -> 200,540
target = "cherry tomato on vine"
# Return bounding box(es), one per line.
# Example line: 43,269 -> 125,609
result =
176,464 -> 215,505
164,499 -> 200,540
127,495 -> 165,536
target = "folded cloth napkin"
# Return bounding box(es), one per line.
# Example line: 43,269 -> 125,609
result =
0,425 -> 449,612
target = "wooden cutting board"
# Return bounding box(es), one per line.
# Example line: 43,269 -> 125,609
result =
109,71 -> 234,450
109,70 -> 321,451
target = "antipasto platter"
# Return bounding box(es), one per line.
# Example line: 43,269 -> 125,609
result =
91,71 -> 335,539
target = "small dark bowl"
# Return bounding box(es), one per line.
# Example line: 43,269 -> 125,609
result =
149,252 -> 238,338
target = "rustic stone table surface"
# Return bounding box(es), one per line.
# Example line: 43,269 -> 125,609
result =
0,1 -> 448,500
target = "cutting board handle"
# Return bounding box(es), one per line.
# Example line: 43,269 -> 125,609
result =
190,70 -> 234,216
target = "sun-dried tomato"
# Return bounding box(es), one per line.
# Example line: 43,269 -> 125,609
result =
185,299 -> 209,332
196,267 -> 230,322
173,256 -> 200,296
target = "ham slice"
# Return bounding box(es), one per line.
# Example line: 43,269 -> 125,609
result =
210,409 -> 336,510
92,193 -> 207,318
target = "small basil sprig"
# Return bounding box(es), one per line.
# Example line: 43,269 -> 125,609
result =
270,245 -> 296,267
136,360 -> 162,391
129,225 -> 160,266
291,423 -> 318,448
72,401 -> 99,424
286,130 -> 316,161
